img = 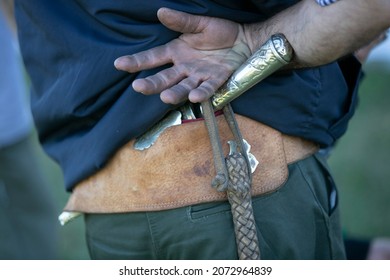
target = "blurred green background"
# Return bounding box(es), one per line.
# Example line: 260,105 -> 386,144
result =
40,58 -> 390,260
40,153 -> 90,259
329,61 -> 390,240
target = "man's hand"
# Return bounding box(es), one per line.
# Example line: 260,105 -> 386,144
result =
115,8 -> 251,104
115,0 -> 390,105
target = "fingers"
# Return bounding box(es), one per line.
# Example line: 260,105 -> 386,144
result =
160,72 -> 230,104
157,7 -> 239,50
188,77 -> 228,103
133,60 -> 231,104
132,67 -> 186,94
114,8 -> 242,104
160,78 -> 201,104
157,7 -> 206,34
114,45 -> 172,73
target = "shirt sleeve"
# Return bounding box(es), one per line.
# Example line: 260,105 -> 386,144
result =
315,0 -> 339,6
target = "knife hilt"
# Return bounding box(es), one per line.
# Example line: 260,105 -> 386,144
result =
212,34 -> 293,110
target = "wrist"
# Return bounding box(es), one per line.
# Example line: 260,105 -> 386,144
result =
242,23 -> 271,55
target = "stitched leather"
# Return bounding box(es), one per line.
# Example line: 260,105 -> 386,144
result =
64,114 -> 318,213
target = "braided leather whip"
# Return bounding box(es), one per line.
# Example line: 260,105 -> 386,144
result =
201,34 -> 293,260
226,145 -> 260,260
201,100 -> 260,260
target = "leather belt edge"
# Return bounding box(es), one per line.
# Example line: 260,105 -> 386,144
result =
63,114 -> 319,213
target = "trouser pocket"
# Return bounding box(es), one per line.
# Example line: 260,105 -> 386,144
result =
250,154 -> 346,259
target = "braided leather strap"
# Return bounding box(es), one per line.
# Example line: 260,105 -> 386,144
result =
201,35 -> 293,259
226,151 -> 260,260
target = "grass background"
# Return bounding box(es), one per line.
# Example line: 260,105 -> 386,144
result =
40,59 -> 390,259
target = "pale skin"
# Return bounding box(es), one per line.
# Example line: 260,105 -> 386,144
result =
114,0 -> 390,105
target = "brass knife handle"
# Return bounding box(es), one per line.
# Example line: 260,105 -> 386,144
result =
212,34 -> 293,110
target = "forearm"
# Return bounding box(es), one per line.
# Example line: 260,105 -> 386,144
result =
244,0 -> 390,67
114,1 -> 390,104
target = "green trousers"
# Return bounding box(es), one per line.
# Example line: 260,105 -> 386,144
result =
85,154 -> 346,260
0,133 -> 58,259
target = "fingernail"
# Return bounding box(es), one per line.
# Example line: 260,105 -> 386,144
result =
114,57 -> 124,68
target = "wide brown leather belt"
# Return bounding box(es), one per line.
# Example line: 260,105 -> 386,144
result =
63,114 -> 318,213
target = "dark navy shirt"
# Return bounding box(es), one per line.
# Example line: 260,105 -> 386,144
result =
14,0 -> 361,191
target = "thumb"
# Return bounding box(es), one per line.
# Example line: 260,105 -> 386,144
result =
157,7 -> 207,34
